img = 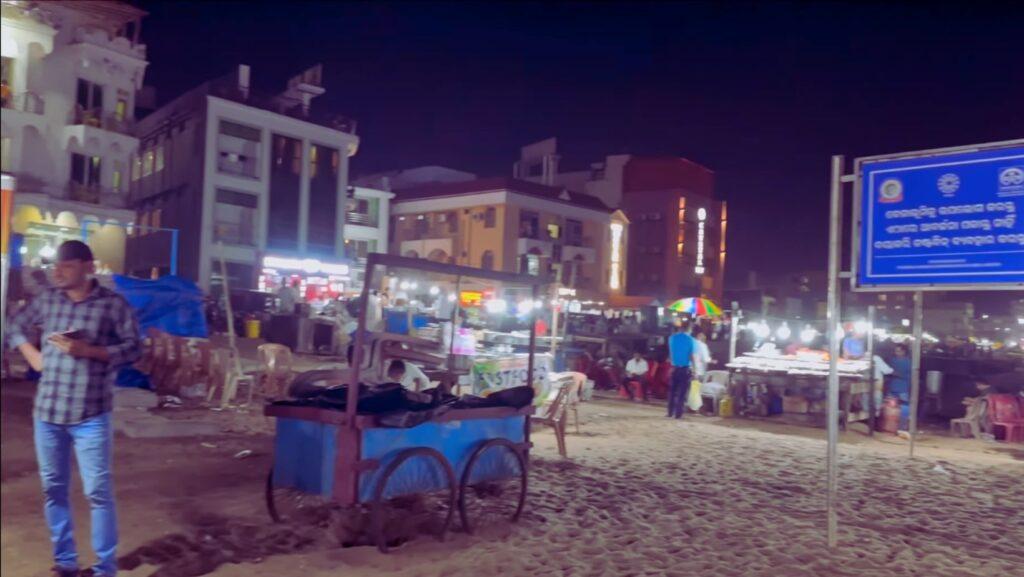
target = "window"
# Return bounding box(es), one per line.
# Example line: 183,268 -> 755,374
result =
547,224 -> 560,240
481,250 -> 495,270
112,164 -> 122,192
214,189 -> 258,246
268,134 -> 301,250
142,150 -> 154,177
565,219 -> 583,246
217,120 -> 261,178
70,153 -> 101,187
75,79 -> 104,117
0,136 -> 10,172
415,215 -> 429,235
131,155 -> 142,181
519,211 -> 539,239
114,98 -> 127,122
343,239 -> 376,260
155,144 -> 165,172
151,208 -> 162,229
484,207 -> 496,228
308,143 -> 339,254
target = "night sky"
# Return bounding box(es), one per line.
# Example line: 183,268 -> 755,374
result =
135,1 -> 1023,288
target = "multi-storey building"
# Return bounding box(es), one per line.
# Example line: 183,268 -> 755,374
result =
2,0 -> 147,273
515,138 -> 726,303
126,64 -> 360,296
388,177 -> 629,300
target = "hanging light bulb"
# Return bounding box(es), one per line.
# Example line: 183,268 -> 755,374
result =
854,320 -> 870,335
776,322 -> 791,340
753,321 -> 770,339
429,286 -> 440,296
800,326 -> 818,344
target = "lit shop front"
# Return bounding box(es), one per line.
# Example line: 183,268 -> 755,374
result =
258,254 -> 353,304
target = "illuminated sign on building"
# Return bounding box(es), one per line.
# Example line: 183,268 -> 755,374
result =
695,207 -> 707,275
609,222 -> 623,290
262,255 -> 350,276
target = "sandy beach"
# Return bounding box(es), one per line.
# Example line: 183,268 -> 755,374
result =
2,378 -> 1022,577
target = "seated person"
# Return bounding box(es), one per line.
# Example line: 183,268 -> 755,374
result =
621,351 -> 649,401
382,359 -> 430,392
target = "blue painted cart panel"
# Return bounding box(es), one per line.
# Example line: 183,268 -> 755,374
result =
273,418 -> 338,498
358,416 -> 526,503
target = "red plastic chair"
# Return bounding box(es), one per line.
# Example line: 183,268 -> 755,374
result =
987,394 -> 1024,443
623,360 -> 657,401
649,362 -> 672,400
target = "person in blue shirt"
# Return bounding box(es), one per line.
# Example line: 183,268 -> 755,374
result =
887,344 -> 912,403
667,322 -> 698,419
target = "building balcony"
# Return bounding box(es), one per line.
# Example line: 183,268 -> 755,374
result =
69,107 -> 136,135
2,91 -> 45,114
63,110 -> 139,155
562,245 -> 597,264
66,182 -> 129,208
400,238 -> 453,262
1,92 -> 47,133
208,82 -> 358,135
73,26 -> 147,60
517,237 -> 553,258
346,212 -> 376,227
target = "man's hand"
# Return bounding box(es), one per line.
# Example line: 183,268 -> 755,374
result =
48,334 -> 102,359
16,343 -> 43,372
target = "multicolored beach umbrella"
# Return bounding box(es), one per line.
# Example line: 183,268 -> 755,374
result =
667,297 -> 723,318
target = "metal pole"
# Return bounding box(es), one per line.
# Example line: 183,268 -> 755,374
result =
825,155 -> 844,549
866,305 -> 876,436
527,284 -> 538,391
729,302 -> 740,362
348,259 -> 375,426
170,229 -> 179,276
909,291 -> 923,457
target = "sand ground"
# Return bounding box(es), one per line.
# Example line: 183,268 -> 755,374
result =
2,377 -> 1022,577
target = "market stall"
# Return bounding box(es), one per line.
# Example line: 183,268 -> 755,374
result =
263,254 -> 552,552
726,348 -> 872,429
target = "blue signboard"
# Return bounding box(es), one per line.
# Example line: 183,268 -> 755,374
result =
857,145 -> 1024,289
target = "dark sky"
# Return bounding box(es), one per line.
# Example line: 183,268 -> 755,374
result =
135,0 -> 1024,287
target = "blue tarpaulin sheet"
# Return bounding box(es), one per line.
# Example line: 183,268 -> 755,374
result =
112,275 -> 208,338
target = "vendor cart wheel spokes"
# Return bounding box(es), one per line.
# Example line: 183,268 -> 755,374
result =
266,466 -> 332,525
372,447 -> 457,554
458,438 -> 528,535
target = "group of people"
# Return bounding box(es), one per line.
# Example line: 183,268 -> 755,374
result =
620,321 -> 713,419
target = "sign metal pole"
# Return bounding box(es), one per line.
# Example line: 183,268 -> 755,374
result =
909,291 -> 923,457
866,305 -> 876,436
826,155 -> 844,548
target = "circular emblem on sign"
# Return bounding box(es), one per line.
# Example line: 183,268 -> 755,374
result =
937,173 -> 960,195
879,179 -> 903,202
1000,167 -> 1024,186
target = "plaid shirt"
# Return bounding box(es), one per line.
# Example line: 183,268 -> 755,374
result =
7,282 -> 141,424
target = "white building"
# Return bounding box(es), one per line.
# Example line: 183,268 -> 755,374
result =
2,0 -> 147,273
343,185 -> 393,285
127,64 -> 361,296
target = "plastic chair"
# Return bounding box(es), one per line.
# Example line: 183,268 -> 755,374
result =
257,343 -> 294,399
987,394 -> 1024,443
649,363 -> 672,400
533,384 -> 571,457
950,398 -> 984,439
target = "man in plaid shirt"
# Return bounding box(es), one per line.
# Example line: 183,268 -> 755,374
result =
8,241 -> 141,577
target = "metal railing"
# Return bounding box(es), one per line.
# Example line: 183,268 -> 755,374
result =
345,212 -> 374,226
208,81 -> 358,134
2,91 -> 45,114
66,182 -> 128,207
68,107 -> 135,135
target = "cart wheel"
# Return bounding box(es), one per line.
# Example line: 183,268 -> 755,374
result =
372,447 -> 456,554
458,438 -> 528,535
266,466 -> 332,525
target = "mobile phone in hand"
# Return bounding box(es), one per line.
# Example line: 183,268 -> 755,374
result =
52,329 -> 86,341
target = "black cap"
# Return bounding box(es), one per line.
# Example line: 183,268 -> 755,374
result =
57,240 -> 94,263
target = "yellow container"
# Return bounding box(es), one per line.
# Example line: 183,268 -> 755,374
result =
244,318 -> 261,339
718,395 -> 734,418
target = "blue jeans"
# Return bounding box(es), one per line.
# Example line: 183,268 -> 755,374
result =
667,367 -> 692,419
34,413 -> 117,575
